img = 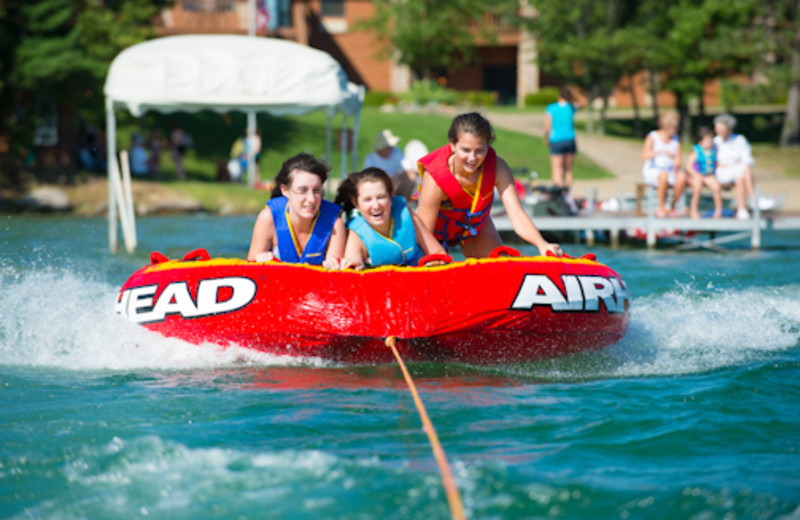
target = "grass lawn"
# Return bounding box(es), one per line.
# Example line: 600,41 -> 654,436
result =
117,107 -> 613,185
751,144 -> 800,178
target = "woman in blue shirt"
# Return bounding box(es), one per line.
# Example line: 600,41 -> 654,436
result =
543,86 -> 579,204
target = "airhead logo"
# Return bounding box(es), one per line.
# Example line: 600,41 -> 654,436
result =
511,274 -> 630,313
116,277 -> 257,324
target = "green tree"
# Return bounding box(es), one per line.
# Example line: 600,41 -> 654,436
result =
655,0 -> 758,139
756,0 -> 800,146
1,0 -> 168,182
359,0 -> 520,80
532,0 -> 639,133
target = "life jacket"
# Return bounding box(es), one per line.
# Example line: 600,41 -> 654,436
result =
417,144 -> 496,244
347,196 -> 422,266
692,143 -> 716,175
267,197 -> 341,265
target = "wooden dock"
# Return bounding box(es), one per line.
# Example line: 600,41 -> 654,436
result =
491,186 -> 800,250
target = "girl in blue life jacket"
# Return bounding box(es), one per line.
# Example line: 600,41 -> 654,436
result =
686,126 -> 723,220
247,153 -> 346,268
334,167 -> 446,270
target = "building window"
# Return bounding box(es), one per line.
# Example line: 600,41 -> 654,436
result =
321,0 -> 344,17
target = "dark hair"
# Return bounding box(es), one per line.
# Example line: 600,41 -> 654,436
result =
270,153 -> 330,199
559,86 -> 575,104
447,112 -> 495,145
696,126 -> 713,143
334,167 -> 394,214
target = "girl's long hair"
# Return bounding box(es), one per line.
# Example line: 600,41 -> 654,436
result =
334,167 -> 394,215
447,112 -> 495,145
270,153 -> 330,199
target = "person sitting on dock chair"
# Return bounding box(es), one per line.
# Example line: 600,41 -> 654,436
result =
640,111 -> 687,218
686,126 -> 724,220
713,114 -> 758,220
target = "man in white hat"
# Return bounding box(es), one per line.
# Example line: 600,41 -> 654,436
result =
363,129 -> 413,198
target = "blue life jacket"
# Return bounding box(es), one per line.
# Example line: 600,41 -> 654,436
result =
347,196 -> 422,266
267,197 -> 341,265
693,143 -> 716,175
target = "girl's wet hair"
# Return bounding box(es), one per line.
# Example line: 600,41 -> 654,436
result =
696,126 -> 713,142
447,112 -> 495,145
334,167 -> 394,215
271,153 -> 330,199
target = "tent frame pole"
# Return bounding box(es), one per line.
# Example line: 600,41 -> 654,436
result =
247,111 -> 257,188
106,99 -> 118,253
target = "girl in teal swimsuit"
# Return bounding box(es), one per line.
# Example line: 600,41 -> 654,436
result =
334,168 -> 445,269
687,127 -> 723,219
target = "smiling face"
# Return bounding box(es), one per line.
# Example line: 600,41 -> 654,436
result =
281,170 -> 323,221
355,180 -> 393,235
451,132 -> 489,175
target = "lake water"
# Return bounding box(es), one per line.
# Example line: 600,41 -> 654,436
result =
2,214 -> 799,519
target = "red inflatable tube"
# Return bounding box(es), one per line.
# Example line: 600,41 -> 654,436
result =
116,250 -> 631,364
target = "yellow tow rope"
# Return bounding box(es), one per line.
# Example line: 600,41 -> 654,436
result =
385,336 -> 466,520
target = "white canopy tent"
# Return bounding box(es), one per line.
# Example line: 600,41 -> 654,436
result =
103,34 -> 365,252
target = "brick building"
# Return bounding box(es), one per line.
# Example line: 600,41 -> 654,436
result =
158,0 -> 729,109
157,0 -> 547,106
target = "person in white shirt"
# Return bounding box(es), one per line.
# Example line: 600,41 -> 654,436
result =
713,114 -> 756,220
363,130 -> 417,200
640,111 -> 687,217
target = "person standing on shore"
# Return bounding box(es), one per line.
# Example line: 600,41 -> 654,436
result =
543,86 -> 579,212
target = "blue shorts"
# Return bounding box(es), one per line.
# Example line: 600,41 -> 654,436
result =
550,139 -> 577,155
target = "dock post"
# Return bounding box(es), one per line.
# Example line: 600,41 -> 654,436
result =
610,228 -> 620,249
586,229 -> 595,247
646,187 -> 656,249
752,187 -> 761,249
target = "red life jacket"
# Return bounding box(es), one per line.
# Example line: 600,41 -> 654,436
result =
417,144 -> 497,243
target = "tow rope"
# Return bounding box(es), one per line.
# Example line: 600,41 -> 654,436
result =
385,336 -> 466,520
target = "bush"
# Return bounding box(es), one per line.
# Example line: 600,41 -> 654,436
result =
364,90 -> 397,107
524,87 -> 560,106
461,90 -> 497,107
400,79 -> 462,106
720,78 -> 788,109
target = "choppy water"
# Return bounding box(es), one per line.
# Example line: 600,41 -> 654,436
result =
2,214 -> 799,519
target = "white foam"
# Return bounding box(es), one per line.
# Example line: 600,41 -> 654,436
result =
520,281 -> 800,380
607,282 -> 800,376
0,267 -> 333,371
2,268 -> 798,377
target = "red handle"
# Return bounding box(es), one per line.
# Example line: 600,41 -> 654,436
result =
182,248 -> 211,262
417,253 -> 453,266
150,251 -> 169,264
489,246 -> 522,258
544,250 -> 596,261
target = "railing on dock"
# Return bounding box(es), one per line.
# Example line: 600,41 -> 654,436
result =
498,187 -> 798,251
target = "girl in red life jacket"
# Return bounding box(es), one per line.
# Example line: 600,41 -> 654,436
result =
416,112 -> 563,258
